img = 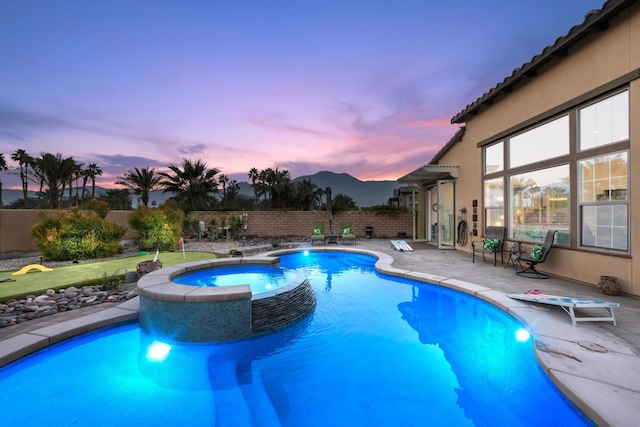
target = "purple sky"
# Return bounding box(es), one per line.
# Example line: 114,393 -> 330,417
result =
0,0 -> 604,189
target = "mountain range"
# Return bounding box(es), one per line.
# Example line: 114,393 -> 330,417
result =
1,171 -> 401,208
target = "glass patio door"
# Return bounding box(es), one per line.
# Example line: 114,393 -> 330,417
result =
436,180 -> 455,249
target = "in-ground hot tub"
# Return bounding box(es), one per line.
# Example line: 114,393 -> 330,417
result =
136,256 -> 316,342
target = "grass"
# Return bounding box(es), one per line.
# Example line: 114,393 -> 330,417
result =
0,251 -> 223,302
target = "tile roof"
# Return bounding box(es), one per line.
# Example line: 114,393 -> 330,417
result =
451,0 -> 634,124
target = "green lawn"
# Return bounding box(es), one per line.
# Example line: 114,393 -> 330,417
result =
0,251 -> 223,302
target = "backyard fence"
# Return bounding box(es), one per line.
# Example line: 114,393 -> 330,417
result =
0,209 -> 413,256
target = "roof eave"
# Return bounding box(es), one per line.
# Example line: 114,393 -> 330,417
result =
451,0 -> 633,124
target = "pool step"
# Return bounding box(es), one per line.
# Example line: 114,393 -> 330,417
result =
239,369 -> 282,427
211,359 -> 281,426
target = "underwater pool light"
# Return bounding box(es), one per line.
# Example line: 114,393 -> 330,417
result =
146,341 -> 171,362
515,328 -> 531,342
303,250 -> 309,256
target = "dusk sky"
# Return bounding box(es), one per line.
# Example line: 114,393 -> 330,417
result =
0,0 -> 605,189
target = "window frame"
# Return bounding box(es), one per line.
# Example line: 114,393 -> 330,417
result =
577,150 -> 629,253
479,87 -> 630,251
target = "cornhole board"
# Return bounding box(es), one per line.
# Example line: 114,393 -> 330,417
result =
390,240 -> 413,252
508,292 -> 620,326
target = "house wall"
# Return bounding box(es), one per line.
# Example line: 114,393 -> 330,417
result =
436,3 -> 640,295
0,209 -> 412,256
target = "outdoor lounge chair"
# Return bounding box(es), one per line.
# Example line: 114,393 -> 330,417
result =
311,221 -> 326,246
340,221 -> 356,245
508,290 -> 620,326
471,226 -> 505,266
514,230 -> 556,279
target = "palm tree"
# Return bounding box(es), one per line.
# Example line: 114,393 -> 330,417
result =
248,167 -> 260,209
88,164 -> 103,198
68,161 -> 83,206
294,178 -> 320,211
268,167 -> 292,209
0,153 -> 7,207
11,149 -> 32,209
218,174 -> 230,207
221,179 -> 241,207
159,159 -> 220,212
81,163 -> 103,201
256,169 -> 270,204
253,167 -> 291,208
30,153 -> 77,209
115,167 -> 163,207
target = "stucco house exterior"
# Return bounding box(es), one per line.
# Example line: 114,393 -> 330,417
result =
398,0 -> 640,296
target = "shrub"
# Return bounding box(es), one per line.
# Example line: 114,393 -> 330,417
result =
230,214 -> 244,240
31,208 -> 127,261
84,199 -> 110,219
127,206 -> 184,252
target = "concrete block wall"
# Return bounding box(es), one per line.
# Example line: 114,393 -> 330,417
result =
189,210 -> 413,240
0,209 -> 412,255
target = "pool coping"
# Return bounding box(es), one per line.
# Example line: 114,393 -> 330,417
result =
1,247 -> 638,426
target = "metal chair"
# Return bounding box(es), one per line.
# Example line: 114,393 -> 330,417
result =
471,226 -> 506,266
515,230 -> 556,279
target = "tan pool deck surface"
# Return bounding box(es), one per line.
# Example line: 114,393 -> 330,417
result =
1,240 -> 639,426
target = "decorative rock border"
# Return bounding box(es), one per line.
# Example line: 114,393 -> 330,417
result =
136,257 -> 315,342
0,285 -> 137,328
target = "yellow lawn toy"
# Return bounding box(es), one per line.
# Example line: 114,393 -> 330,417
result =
11,264 -> 54,276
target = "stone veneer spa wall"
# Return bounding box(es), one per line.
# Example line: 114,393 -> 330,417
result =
137,257 -> 315,342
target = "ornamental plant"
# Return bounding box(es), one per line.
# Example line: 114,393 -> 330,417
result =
127,205 -> 184,252
31,207 -> 127,261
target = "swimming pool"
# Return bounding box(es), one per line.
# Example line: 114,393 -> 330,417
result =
172,264 -> 298,294
0,251 -> 592,426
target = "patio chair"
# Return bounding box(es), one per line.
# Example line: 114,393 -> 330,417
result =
311,221 -> 326,246
471,226 -> 505,266
340,221 -> 356,245
515,230 -> 556,279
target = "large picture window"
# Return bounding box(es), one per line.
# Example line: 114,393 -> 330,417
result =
509,115 -> 569,168
578,151 -> 628,251
579,90 -> 629,151
510,165 -> 570,242
482,87 -> 629,252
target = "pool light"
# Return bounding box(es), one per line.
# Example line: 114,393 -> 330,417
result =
303,250 -> 309,256
146,341 -> 171,362
515,328 -> 531,342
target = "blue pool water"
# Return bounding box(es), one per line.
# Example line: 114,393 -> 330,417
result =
0,251 -> 592,426
172,264 -> 298,294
